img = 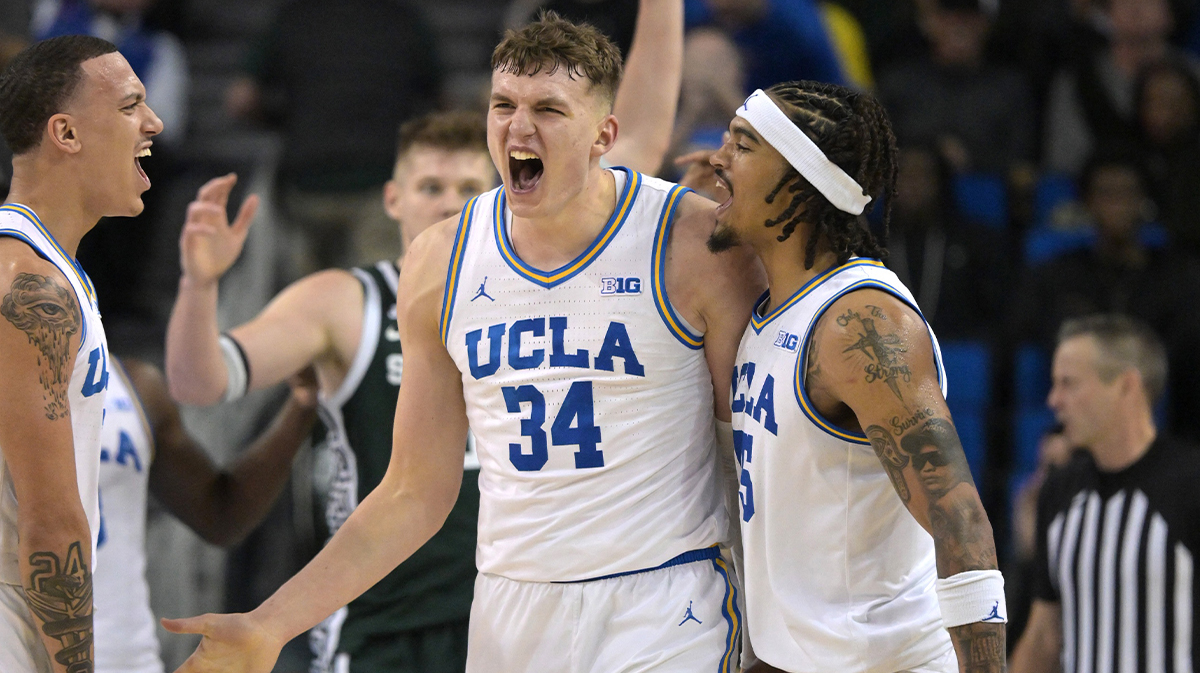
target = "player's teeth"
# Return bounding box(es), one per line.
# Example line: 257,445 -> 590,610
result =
510,150 -> 538,160
136,148 -> 151,158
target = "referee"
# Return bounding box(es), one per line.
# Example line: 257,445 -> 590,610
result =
1011,314 -> 1199,673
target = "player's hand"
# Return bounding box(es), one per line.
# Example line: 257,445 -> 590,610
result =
675,147 -> 730,203
161,611 -> 282,673
179,173 -> 259,287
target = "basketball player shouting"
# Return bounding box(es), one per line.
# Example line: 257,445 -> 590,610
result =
0,36 -> 161,673
710,83 -> 1005,673
164,12 -> 760,673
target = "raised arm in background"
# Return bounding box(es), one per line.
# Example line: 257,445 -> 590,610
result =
605,0 -> 683,174
164,174 -> 364,405
120,358 -> 318,547
809,289 -> 1005,673
0,240 -> 94,673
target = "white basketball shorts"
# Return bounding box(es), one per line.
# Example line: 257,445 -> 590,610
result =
466,547 -> 742,673
0,582 -> 52,673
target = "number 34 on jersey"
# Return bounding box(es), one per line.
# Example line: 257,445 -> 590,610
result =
465,316 -> 645,473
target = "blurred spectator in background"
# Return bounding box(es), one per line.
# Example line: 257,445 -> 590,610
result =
226,0 -> 442,279
683,0 -> 871,92
836,0 -> 925,72
885,145 -> 1010,339
1136,56 -> 1200,255
1043,0 -> 1196,174
878,0 -> 1035,174
32,0 -> 189,145
1010,151 -> 1200,440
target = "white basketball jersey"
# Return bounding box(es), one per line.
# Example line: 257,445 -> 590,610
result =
442,169 -> 727,582
0,204 -> 108,587
93,361 -> 162,673
732,259 -> 952,673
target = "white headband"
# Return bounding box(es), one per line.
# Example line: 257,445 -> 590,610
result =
735,89 -> 872,216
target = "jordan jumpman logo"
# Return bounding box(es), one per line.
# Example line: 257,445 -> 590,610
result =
678,600 -> 702,626
472,277 -> 495,302
982,601 -> 1004,622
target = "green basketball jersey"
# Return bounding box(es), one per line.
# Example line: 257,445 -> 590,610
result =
310,261 -> 480,672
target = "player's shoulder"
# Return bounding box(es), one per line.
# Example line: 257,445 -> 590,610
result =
665,189 -> 758,276
395,214 -> 463,328
816,285 -> 924,338
0,236 -> 81,329
405,214 -> 462,279
811,286 -> 935,385
0,236 -> 71,287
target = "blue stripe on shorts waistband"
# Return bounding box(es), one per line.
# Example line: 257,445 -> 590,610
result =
557,545 -> 721,583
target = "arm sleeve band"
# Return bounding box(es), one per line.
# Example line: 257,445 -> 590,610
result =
218,333 -> 251,403
935,569 -> 1008,627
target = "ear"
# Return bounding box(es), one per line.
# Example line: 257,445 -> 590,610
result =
1117,367 -> 1143,400
592,114 -> 618,158
382,179 -> 402,222
47,113 -> 82,154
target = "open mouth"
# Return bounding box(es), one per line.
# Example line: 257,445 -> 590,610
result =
135,147 -> 151,188
508,150 -> 543,194
714,169 -> 734,215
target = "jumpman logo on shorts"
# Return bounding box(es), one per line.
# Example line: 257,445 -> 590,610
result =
982,601 -> 1003,622
678,600 -> 702,626
472,277 -> 495,302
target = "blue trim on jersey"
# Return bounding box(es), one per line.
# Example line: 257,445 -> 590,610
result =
439,196 -> 480,346
651,185 -> 704,349
558,545 -> 720,583
0,227 -> 89,349
749,258 -> 885,334
712,555 -> 742,673
793,280 -> 945,445
0,204 -> 98,308
492,167 -> 641,289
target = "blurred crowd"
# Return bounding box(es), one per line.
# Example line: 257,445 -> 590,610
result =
4,0 -> 1200,664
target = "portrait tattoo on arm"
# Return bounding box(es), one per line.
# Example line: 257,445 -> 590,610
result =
25,541 -> 93,673
837,306 -> 911,402
1,273 -> 80,420
875,415 -> 1003,671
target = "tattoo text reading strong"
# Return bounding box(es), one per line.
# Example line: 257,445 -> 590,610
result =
837,306 -> 911,402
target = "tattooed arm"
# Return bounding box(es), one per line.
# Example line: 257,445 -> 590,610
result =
806,288 -> 1004,673
0,240 -> 93,673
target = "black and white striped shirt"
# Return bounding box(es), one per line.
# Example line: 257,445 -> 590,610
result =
1035,437 -> 1200,673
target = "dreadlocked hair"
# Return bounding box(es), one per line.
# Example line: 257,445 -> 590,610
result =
762,80 -> 898,269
